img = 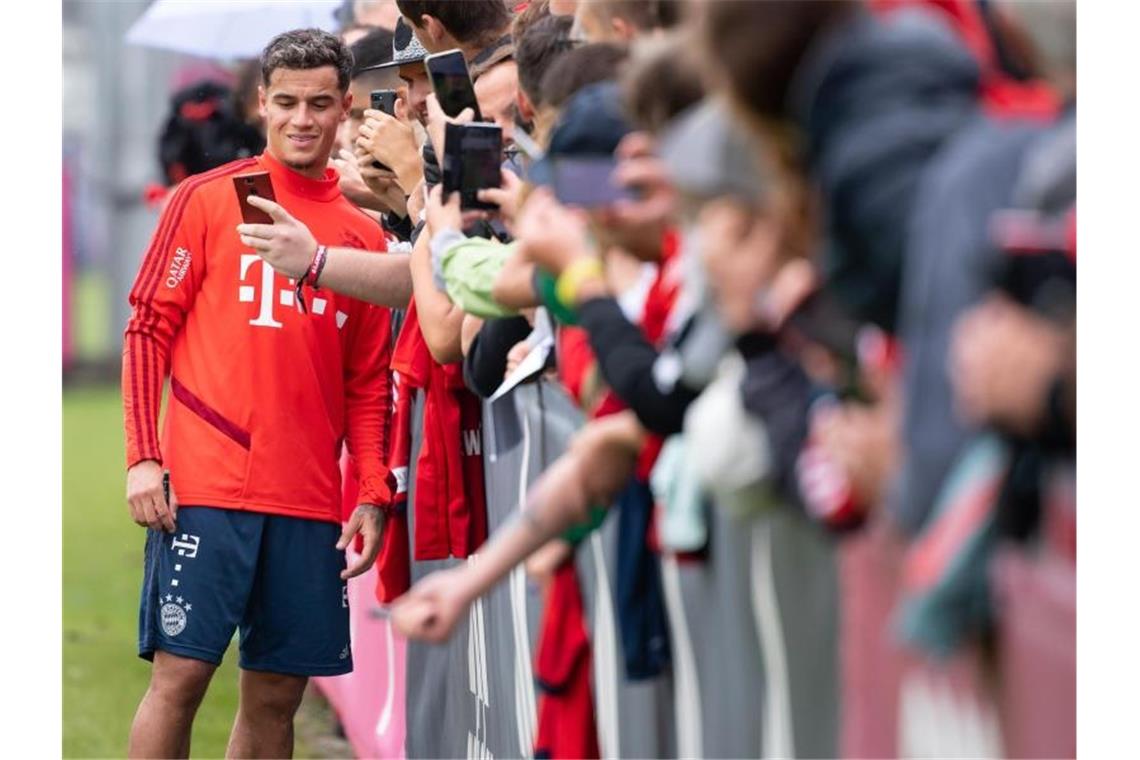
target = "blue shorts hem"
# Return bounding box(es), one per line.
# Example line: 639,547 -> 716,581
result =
139,641 -> 225,667
238,658 -> 354,677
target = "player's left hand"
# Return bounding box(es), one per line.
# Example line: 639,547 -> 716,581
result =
338,504 -> 386,579
237,195 -> 319,279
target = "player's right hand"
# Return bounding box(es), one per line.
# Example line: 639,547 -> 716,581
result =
126,459 -> 177,533
238,195 -> 318,279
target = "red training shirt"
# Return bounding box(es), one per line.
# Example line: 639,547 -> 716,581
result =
122,151 -> 393,523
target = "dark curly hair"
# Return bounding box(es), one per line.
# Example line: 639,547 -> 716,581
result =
395,0 -> 512,46
260,28 -> 354,92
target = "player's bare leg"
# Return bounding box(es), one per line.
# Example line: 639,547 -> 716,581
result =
128,650 -> 217,758
225,669 -> 308,758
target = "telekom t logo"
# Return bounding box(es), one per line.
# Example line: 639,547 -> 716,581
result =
239,255 -> 346,329
170,533 -> 200,558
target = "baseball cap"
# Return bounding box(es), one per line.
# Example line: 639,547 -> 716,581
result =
657,98 -> 771,205
359,16 -> 428,72
527,81 -> 632,186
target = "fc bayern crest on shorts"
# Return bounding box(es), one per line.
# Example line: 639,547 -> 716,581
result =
138,508 -> 352,674
158,594 -> 192,637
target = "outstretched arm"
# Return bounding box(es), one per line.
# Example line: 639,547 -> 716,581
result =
238,194 -> 412,308
390,410 -> 647,643
317,248 -> 412,307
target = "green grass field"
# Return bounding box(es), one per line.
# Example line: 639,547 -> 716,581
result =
63,386 -> 329,758
63,385 -> 241,757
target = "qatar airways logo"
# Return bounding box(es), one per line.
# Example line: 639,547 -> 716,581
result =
166,247 -> 192,288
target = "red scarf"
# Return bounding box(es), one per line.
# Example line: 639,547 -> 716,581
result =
534,559 -> 601,759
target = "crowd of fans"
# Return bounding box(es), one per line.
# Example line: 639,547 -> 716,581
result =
142,0 -> 1076,755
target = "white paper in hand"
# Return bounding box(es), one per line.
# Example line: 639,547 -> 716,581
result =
488,309 -> 555,402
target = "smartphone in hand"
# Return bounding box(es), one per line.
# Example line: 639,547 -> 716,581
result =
367,90 -> 400,172
442,122 -> 502,210
551,157 -> 634,208
370,89 -> 398,117
233,172 -> 276,224
425,49 -> 483,121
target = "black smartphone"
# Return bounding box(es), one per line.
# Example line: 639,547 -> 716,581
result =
442,122 -> 502,210
425,49 -> 483,121
367,90 -> 400,172
162,470 -> 171,507
552,157 -> 633,208
232,172 -> 276,224
370,89 -> 398,117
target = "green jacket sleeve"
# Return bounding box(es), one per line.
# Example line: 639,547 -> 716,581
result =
440,237 -> 519,319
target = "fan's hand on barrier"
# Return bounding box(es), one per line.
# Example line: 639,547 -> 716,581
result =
391,567 -> 470,643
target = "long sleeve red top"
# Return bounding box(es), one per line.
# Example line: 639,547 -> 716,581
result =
122,151 -> 393,523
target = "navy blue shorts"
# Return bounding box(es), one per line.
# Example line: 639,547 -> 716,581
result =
138,505 -> 352,676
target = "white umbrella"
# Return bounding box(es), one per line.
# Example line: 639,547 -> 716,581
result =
126,0 -> 343,60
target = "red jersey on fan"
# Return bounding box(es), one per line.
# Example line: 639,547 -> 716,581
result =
121,151 -> 393,524
372,297 -> 489,603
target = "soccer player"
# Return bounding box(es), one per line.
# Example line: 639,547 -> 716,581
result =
121,29 -> 393,759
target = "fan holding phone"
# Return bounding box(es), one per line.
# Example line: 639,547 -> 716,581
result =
419,49 -> 506,211
355,88 -> 424,196
425,49 -> 484,121
367,89 -> 399,171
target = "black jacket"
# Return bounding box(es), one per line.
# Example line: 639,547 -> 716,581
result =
790,8 -> 981,331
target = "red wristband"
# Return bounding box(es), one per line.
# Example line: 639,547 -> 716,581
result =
308,244 -> 328,288
295,245 -> 327,314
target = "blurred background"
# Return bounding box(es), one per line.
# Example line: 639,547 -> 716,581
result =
63,0 -> 283,379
